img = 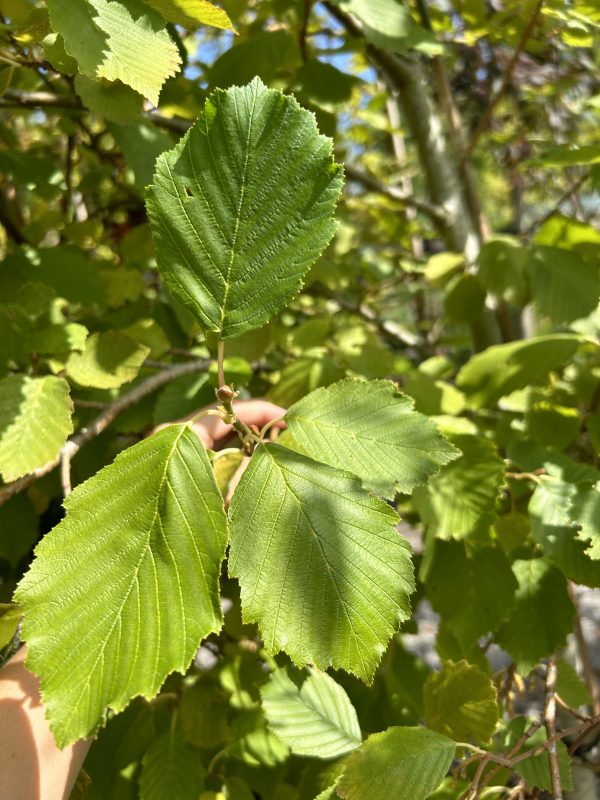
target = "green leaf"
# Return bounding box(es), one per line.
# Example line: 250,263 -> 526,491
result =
526,245 -> 600,324
261,667 -> 362,759
423,660 -> 498,745
146,78 -> 343,339
495,559 -> 575,674
443,274 -> 486,323
84,699 -> 156,800
91,0 -> 181,105
529,478 -> 600,586
27,322 -> 88,355
67,331 -> 150,389
139,730 -> 205,800
0,494 -> 38,568
45,0 -> 181,105
110,119 -> 173,192
424,540 -> 517,649
153,372 -> 213,426
208,30 -> 300,89
456,335 -> 580,408
178,680 -> 231,747
284,379 -> 459,499
538,144 -> 600,166
412,435 -> 504,541
74,75 -> 144,125
478,237 -> 529,306
15,425 -> 229,745
0,374 -> 73,481
555,658 -> 592,708
228,444 -> 415,682
0,603 -> 22,649
267,350 -> 345,407
143,0 -> 234,31
335,0 -> 442,55
337,727 -> 455,800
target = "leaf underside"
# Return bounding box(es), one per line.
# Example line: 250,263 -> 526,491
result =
228,443 -> 415,682
284,379 -> 459,499
16,425 -> 229,746
261,667 -> 362,759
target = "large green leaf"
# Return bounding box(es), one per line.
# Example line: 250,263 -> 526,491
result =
337,727 -> 455,800
46,0 -> 181,105
146,78 -> 343,339
412,435 -> 504,541
66,332 -> 150,389
423,660 -> 498,745
529,478 -> 600,586
139,730 -> 205,800
261,667 -> 362,759
228,444 -> 415,682
495,559 -> 574,674
143,0 -> 233,30
0,374 -> 73,481
527,245 -> 600,324
424,540 -> 517,649
284,379 -> 459,499
456,335 -> 580,408
15,425 -> 229,745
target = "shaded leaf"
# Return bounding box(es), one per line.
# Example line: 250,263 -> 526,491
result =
423,660 -> 498,745
139,730 -> 205,800
424,540 -> 517,649
527,245 -> 600,324
413,435 -> 504,541
456,335 -> 580,408
496,559 -> 574,675
67,332 -> 150,389
261,667 -> 362,759
229,444 -> 415,682
74,75 -> 144,125
529,478 -> 600,586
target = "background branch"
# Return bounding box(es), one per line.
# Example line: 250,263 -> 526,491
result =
0,359 -> 211,508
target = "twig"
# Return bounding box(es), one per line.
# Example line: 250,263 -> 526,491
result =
544,659 -> 563,800
217,341 -> 225,388
466,0 -> 545,155
0,360 -> 211,507
521,172 -> 591,238
344,164 -> 448,225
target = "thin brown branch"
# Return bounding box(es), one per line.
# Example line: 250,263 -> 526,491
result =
0,360 -> 211,507
522,172 -> 591,238
544,659 -> 563,800
1,87 -> 82,110
466,0 -> 545,155
344,164 -> 448,225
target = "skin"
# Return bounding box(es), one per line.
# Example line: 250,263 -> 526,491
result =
0,399 -> 285,800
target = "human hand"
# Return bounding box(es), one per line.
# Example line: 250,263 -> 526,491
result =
152,398 -> 286,450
